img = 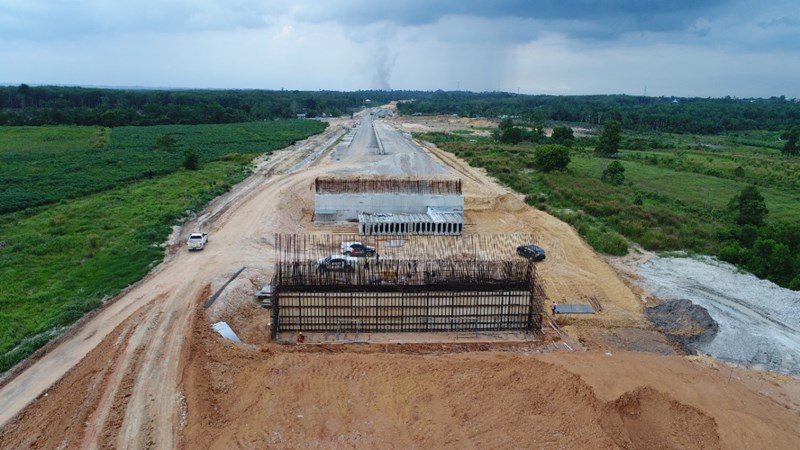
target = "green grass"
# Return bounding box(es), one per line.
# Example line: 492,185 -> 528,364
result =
0,120 -> 326,213
0,125 -> 107,152
419,130 -> 800,282
0,120 -> 326,373
0,160 -> 250,372
569,156 -> 800,223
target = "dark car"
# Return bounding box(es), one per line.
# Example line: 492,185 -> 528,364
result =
341,241 -> 376,257
317,255 -> 357,272
517,244 -> 546,261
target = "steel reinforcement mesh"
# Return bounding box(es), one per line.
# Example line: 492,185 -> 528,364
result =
275,290 -> 534,333
314,176 -> 462,195
270,233 -> 545,334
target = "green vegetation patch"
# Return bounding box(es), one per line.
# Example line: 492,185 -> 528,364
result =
0,120 -> 326,214
0,159 -> 249,373
0,119 -> 326,373
419,128 -> 800,288
0,125 -> 105,152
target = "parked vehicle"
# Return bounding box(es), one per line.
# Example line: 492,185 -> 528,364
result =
187,232 -> 208,251
516,244 -> 546,261
340,241 -> 376,257
317,255 -> 357,272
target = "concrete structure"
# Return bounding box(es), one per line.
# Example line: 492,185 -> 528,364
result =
314,177 -> 464,236
358,207 -> 463,236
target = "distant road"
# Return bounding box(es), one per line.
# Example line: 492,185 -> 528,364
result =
331,117 -> 449,177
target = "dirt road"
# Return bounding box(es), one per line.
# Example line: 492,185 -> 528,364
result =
1,113 -> 798,449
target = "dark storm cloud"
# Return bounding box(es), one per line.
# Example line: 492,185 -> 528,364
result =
1,0 -> 798,96
296,0 -> 731,39
0,0 -> 285,40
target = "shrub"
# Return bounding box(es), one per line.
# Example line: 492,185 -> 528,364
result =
601,161 -> 625,185
728,185 -> 767,226
718,242 -> 747,264
183,148 -> 200,170
534,145 -> 571,172
583,226 -> 629,255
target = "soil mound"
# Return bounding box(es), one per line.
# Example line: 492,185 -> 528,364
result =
600,386 -> 721,449
646,299 -> 718,353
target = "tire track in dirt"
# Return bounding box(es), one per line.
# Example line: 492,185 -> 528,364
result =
78,302 -> 153,449
115,281 -> 207,449
98,346 -> 147,449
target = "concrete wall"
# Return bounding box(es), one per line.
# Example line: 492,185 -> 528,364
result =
315,193 -> 463,221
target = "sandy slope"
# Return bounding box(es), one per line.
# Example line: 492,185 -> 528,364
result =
0,114 -> 798,449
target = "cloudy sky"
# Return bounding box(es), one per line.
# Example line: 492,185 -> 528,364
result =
1,0 -> 798,97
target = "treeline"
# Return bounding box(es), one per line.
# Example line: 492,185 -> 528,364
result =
3,85 -> 800,133
396,91 -> 800,134
0,85 -> 415,127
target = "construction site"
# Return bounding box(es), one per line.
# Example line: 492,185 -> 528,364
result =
0,110 -> 798,450
314,176 -> 465,235
268,234 -> 543,339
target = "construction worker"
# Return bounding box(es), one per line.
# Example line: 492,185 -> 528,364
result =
297,331 -> 305,343
551,302 -> 557,315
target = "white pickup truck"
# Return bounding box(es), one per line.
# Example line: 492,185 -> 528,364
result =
187,232 -> 208,251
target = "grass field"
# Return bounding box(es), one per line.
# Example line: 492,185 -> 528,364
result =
0,120 -> 326,373
418,129 -> 800,287
0,120 -> 326,213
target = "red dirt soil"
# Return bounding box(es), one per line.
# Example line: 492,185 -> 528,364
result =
0,113 -> 798,449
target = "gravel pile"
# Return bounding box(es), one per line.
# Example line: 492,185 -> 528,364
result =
645,299 -> 719,353
638,255 -> 800,375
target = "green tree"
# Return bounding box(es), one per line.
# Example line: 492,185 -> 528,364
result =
498,117 -> 514,130
499,126 -> 523,144
492,117 -> 514,142
718,241 -> 747,265
601,161 -> 626,185
595,120 -> 621,157
729,185 -> 768,226
534,144 -> 571,172
551,126 -> 574,147
183,148 -> 200,170
781,126 -> 799,156
747,238 -> 794,285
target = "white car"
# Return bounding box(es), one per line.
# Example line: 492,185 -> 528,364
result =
187,232 -> 208,251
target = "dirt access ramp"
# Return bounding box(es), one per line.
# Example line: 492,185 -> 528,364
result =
176,306 -> 799,449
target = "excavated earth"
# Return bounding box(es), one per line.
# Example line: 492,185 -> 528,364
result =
646,299 -> 719,353
0,111 -> 798,449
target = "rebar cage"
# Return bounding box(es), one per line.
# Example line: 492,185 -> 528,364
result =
270,234 -> 544,337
